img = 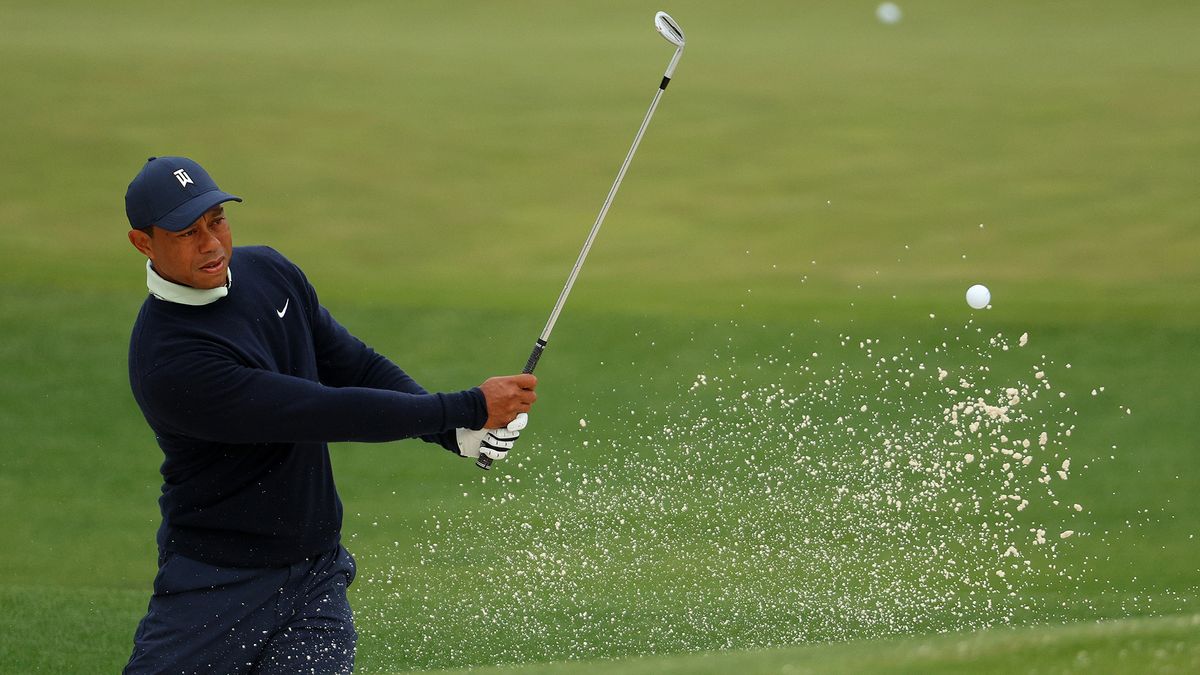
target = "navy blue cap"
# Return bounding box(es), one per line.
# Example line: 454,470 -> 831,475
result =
125,156 -> 242,232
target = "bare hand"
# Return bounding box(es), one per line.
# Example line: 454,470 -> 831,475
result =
479,374 -> 537,428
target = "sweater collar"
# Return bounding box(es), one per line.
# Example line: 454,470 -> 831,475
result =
146,259 -> 232,306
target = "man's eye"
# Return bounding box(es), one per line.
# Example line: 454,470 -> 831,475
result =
180,230 -> 195,237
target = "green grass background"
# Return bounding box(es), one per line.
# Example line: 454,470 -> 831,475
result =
1,0 -> 1197,672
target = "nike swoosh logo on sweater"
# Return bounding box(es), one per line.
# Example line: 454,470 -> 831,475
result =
276,298 -> 289,318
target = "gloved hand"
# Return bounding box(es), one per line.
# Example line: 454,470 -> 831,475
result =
454,416 -> 525,461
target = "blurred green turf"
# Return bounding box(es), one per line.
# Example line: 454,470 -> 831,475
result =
1,0 -> 1198,672
421,613 -> 1200,675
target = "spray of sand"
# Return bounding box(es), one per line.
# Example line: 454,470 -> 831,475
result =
361,321 -> 1103,669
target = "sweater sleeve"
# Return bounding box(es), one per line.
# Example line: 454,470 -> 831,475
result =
138,350 -> 487,445
303,271 -> 473,451
311,304 -> 428,393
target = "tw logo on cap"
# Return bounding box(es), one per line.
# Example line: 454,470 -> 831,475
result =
173,169 -> 194,187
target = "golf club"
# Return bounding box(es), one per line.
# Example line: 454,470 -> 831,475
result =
477,11 -> 687,470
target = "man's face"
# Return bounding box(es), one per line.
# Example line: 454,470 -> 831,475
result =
128,206 -> 233,289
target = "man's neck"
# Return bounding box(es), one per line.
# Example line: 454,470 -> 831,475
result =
145,260 -> 232,306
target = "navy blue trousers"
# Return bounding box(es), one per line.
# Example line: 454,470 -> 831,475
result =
124,545 -> 357,674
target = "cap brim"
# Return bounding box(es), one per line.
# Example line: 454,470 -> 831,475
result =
155,190 -> 243,232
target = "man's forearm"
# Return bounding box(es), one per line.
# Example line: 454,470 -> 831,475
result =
141,360 -> 487,445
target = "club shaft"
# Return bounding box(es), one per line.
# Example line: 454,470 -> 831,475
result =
538,79 -> 672,345
476,47 -> 683,472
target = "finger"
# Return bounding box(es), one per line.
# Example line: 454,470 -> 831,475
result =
506,413 -> 528,432
513,374 -> 538,389
483,433 -> 517,450
480,446 -> 508,461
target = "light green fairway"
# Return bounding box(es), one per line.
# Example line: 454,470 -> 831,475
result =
1,584 -> 1196,673
1,0 -> 1197,673
422,613 -> 1200,675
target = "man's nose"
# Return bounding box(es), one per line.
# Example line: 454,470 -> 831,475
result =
199,228 -> 221,252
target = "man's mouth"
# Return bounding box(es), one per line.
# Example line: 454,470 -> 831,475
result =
199,257 -> 225,274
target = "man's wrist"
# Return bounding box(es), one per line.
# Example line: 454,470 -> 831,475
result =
439,388 -> 489,432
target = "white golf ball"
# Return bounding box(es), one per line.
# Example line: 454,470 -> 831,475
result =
966,284 -> 991,309
876,2 -> 902,24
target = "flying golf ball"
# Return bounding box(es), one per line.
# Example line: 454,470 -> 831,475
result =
966,284 -> 991,309
876,2 -> 902,24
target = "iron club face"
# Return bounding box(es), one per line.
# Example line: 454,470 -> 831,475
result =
655,11 -> 686,48
655,12 -> 686,80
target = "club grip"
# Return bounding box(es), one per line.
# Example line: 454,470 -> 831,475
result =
523,339 -> 548,375
475,339 -> 548,470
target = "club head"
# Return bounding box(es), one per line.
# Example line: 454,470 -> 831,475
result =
654,11 -> 686,48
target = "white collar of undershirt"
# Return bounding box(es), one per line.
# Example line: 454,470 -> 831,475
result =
145,259 -> 232,306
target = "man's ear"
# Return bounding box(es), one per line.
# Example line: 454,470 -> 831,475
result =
128,228 -> 154,258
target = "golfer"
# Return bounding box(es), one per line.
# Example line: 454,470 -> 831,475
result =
121,156 -> 536,674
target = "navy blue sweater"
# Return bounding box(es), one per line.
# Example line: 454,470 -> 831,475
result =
129,246 -> 487,568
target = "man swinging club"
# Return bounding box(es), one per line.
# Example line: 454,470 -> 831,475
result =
121,155 -> 536,674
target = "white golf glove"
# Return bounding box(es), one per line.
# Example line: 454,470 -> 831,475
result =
454,414 -> 527,461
